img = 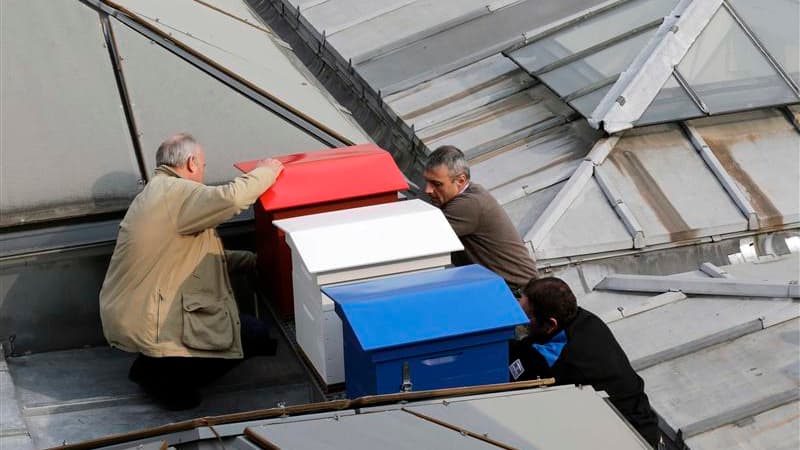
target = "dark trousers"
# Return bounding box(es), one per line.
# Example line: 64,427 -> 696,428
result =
129,314 -> 275,392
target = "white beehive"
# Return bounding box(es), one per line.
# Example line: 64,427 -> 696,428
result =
273,199 -> 464,386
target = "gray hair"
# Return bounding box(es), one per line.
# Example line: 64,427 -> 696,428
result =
156,133 -> 199,167
425,145 -> 470,180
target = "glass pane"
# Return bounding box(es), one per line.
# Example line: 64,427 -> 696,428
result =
569,84 -> 613,117
728,0 -> 800,86
510,0 -> 679,72
636,74 -> 703,124
540,29 -> 655,96
677,7 -> 798,113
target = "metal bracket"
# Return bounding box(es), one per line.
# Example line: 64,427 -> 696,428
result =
400,361 -> 413,392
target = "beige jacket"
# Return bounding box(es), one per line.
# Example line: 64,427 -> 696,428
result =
99,165 -> 278,358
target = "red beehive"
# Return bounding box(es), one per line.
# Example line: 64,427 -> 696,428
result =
235,144 -> 408,319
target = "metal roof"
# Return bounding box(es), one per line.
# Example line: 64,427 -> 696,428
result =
563,251 -> 800,448
50,384 -> 651,449
255,3 -> 800,449
506,0 -> 800,132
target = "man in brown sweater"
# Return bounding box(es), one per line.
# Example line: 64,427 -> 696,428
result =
424,145 -> 538,294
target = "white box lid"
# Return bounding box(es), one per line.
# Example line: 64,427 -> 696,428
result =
274,199 -> 463,274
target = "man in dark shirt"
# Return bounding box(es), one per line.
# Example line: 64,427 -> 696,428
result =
423,145 -> 538,293
509,277 -> 660,448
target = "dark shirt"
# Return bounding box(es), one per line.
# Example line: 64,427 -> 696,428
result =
441,183 -> 538,288
509,308 -> 659,447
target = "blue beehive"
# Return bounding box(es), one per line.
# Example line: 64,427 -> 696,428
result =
323,265 -> 528,399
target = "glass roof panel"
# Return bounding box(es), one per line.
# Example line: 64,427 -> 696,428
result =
677,7 -> 798,114
510,0 -> 679,73
727,0 -> 800,86
569,84 -> 613,117
635,74 -> 704,125
539,29 -> 656,96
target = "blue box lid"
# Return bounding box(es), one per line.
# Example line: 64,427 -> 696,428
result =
323,265 -> 528,352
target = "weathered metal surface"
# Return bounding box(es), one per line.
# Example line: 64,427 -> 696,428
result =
691,109 -> 800,227
641,318 -> 800,439
597,273 -> 800,298
0,0 -> 141,226
5,342 -> 311,448
685,400 -> 800,450
534,177 -> 634,259
402,386 -> 651,449
246,409 -> 500,449
606,124 -> 748,245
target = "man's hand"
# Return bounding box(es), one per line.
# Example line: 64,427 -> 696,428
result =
254,158 -> 284,177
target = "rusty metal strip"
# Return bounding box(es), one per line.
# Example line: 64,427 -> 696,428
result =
50,380 -> 554,449
401,407 -> 522,450
680,122 -> 760,230
594,164 -> 645,248
191,0 -> 276,36
243,427 -> 283,450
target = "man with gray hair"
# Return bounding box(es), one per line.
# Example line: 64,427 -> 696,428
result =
100,133 -> 284,410
424,145 -> 538,294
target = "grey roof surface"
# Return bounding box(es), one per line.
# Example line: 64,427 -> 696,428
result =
4,342 -> 311,448
104,385 -> 648,450
571,252 -> 800,448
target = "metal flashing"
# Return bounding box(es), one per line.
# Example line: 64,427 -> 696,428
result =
525,160 -> 594,248
680,122 -> 760,230
680,388 -> 800,439
698,262 -> 732,278
591,0 -> 723,133
602,291 -> 687,323
514,0 -> 635,49
630,318 -> 762,371
597,274 -> 800,298
595,164 -> 646,248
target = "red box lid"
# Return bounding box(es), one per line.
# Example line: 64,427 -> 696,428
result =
235,144 -> 408,212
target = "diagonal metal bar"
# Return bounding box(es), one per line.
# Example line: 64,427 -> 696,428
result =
80,0 -> 353,149
680,122 -> 760,230
673,69 -> 709,114
597,274 -> 800,298
532,19 -> 663,76
722,0 -> 800,98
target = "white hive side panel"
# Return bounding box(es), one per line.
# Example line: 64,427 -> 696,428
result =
0,0 -> 141,225
322,294 -> 345,384
290,253 -> 330,382
108,19 -> 325,185
112,0 -> 369,145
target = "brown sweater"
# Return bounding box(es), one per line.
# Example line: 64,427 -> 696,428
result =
441,183 -> 538,288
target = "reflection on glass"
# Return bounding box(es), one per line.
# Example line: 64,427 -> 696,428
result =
636,74 -> 703,124
569,85 -> 613,117
510,0 -> 679,73
677,7 -> 798,113
540,30 -> 655,95
728,0 -> 800,86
